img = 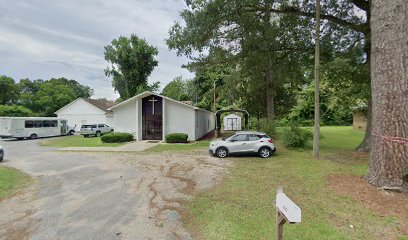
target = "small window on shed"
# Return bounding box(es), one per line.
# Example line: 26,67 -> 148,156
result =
207,119 -> 210,129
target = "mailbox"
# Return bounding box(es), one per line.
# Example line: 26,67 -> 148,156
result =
274,186 -> 302,240
276,192 -> 301,223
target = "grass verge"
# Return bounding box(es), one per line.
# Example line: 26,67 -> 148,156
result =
183,126 -> 406,239
40,135 -> 125,147
144,140 -> 210,153
0,166 -> 31,200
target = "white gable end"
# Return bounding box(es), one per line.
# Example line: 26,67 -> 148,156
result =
56,99 -> 112,131
57,98 -> 106,115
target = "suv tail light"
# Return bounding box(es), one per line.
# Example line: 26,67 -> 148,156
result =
268,139 -> 274,143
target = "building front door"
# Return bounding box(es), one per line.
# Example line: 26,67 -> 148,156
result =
142,95 -> 163,140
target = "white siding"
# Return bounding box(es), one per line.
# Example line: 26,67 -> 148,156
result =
56,99 -> 110,131
137,99 -> 142,140
195,110 -> 215,140
112,99 -> 137,135
164,99 -> 196,140
106,114 -> 114,127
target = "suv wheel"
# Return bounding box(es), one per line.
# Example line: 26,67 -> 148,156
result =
216,147 -> 228,158
95,131 -> 101,137
259,147 -> 271,158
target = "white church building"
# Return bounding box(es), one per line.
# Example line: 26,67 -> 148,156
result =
108,91 -> 215,141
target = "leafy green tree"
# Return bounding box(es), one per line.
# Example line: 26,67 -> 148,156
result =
0,75 -> 19,104
161,76 -> 188,100
178,93 -> 190,101
169,0 -> 372,151
240,0 -> 371,151
16,78 -> 93,116
0,105 -> 35,117
104,34 -> 159,100
167,0 -> 312,119
18,78 -> 44,111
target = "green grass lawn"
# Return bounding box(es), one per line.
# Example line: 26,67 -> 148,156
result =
179,126 -> 406,240
0,166 -> 31,200
40,135 -> 125,147
145,140 -> 211,153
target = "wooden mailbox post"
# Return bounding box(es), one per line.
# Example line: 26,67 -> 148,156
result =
274,186 -> 302,240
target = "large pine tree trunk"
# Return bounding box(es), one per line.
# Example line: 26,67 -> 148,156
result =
366,0 -> 408,188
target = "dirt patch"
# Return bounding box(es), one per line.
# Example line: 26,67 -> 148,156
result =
116,150 -> 231,239
325,151 -> 370,165
0,191 -> 36,240
327,175 -> 408,235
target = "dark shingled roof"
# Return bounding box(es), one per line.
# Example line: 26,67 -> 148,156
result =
82,98 -> 116,112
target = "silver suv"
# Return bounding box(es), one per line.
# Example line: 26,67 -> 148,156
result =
80,124 -> 113,138
209,131 -> 276,158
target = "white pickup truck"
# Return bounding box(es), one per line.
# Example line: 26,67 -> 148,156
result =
80,124 -> 113,137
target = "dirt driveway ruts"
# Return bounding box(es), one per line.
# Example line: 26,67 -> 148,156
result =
0,139 -> 230,240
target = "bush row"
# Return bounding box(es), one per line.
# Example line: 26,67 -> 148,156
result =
165,133 -> 188,143
101,132 -> 134,143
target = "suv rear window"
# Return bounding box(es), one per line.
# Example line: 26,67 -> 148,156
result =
81,125 -> 97,128
248,134 -> 259,141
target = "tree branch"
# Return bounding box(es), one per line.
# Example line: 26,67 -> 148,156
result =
241,5 -> 369,35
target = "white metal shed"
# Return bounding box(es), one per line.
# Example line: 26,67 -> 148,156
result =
223,113 -> 242,131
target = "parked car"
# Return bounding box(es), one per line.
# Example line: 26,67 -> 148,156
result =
209,131 -> 276,158
0,144 -> 4,161
80,124 -> 113,137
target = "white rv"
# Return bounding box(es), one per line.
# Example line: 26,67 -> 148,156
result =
0,117 -> 72,139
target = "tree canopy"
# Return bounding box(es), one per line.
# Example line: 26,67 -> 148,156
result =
166,0 -> 367,126
161,76 -> 191,101
0,76 -> 93,116
104,34 -> 159,100
0,75 -> 19,105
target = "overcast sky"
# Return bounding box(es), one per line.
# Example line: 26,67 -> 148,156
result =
0,0 -> 193,99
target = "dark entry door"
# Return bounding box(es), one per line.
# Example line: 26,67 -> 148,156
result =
142,95 -> 163,140
143,115 -> 162,140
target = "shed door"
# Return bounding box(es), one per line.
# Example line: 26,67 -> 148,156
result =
226,118 -> 238,130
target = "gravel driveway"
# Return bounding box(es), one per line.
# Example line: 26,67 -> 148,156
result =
0,139 -> 230,240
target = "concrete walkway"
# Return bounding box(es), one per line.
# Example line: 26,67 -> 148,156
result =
59,141 -> 159,152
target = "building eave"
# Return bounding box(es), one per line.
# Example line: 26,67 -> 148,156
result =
108,91 -> 214,114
